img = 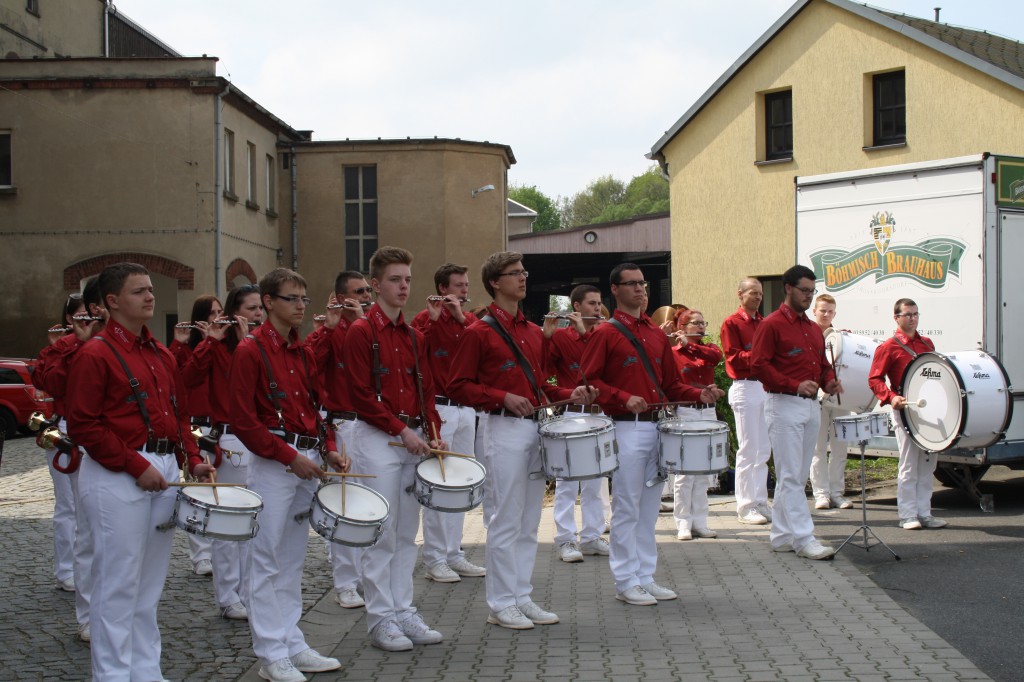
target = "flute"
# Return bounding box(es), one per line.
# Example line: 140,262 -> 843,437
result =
47,325 -> 71,334
543,313 -> 605,320
326,302 -> 372,309
427,295 -> 470,303
72,314 -> 103,322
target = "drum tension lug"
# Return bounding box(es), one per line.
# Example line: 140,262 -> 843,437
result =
294,511 -> 311,523
155,520 -> 175,532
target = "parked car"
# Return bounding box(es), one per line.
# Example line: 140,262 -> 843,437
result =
0,358 -> 54,438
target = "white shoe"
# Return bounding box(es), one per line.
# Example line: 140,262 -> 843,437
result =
221,602 -> 248,620
398,613 -> 443,644
558,541 -> 584,563
335,587 -> 365,609
796,539 -> 835,560
579,537 -> 610,556
487,605 -> 534,629
258,657 -> 306,682
517,600 -> 559,624
831,495 -> 854,509
900,518 -> 923,530
814,494 -> 831,510
371,619 -> 414,651
920,516 -> 948,529
641,582 -> 678,601
57,577 -> 75,592
193,559 -> 213,576
771,542 -> 794,553
449,557 -> 486,577
756,503 -> 774,521
691,527 -> 717,539
425,562 -> 461,583
291,648 -> 341,672
676,529 -> 692,541
738,509 -> 768,525
77,622 -> 91,643
616,585 -> 657,606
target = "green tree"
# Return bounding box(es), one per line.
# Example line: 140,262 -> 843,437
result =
561,175 -> 626,228
508,184 -> 561,232
562,166 -> 669,227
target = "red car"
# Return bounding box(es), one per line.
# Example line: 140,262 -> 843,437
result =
0,358 -> 54,438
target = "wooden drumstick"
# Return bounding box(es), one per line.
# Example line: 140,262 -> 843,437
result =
315,471 -> 376,478
430,422 -> 446,482
828,344 -> 842,407
167,482 -> 245,488
205,454 -> 219,505
386,442 -> 476,459
533,397 -> 576,412
341,441 -> 347,516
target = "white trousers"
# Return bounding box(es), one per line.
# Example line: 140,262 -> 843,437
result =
329,419 -> 364,592
609,421 -> 662,593
481,415 -> 545,612
246,446 -> 321,665
672,406 -> 716,532
895,425 -> 937,520
421,403 -> 474,566
474,412 -> 494,529
71,459 -> 93,628
764,394 -> 820,551
553,476 -> 605,545
730,380 -> 771,515
811,403 -> 851,498
350,421 -> 423,631
46,444 -> 76,583
211,433 -> 252,609
78,449 -> 179,682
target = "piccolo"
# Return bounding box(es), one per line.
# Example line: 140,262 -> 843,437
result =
326,302 -> 372,309
215,319 -> 259,327
48,325 -> 71,334
72,314 -> 103,322
313,314 -> 327,322
543,313 -> 606,320
427,296 -> 470,303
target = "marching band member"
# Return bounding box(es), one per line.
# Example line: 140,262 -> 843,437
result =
750,265 -> 841,560
581,263 -> 721,606
542,284 -> 610,563
342,247 -> 446,651
230,268 -> 347,682
411,263 -> 487,583
868,299 -> 947,531
448,251 -> 597,629
65,263 -> 212,681
669,307 -> 723,541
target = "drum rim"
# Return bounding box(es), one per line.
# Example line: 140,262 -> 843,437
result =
315,480 -> 390,519
539,415 -> 614,437
176,486 -> 264,511
656,417 -> 729,434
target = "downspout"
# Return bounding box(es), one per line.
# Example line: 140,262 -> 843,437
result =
213,81 -> 230,299
103,1 -> 110,56
290,144 -> 298,270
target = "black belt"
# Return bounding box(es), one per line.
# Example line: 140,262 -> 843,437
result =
396,414 -> 423,429
563,404 -> 601,415
326,410 -> 358,422
609,411 -> 663,422
272,431 -> 321,450
140,436 -> 176,455
766,390 -> 812,400
487,408 -> 540,421
190,416 -> 212,428
434,395 -> 463,407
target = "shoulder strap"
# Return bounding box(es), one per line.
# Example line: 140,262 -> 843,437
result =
95,335 -> 155,438
407,327 -> 432,435
366,321 -> 385,403
892,335 -> 918,359
482,314 -> 546,405
250,336 -> 287,430
609,318 -> 668,402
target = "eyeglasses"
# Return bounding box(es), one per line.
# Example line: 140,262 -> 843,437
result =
616,280 -> 649,288
272,294 -> 311,306
896,312 -> 920,319
351,287 -> 372,295
686,321 -> 707,327
497,270 -> 529,279
794,285 -> 817,296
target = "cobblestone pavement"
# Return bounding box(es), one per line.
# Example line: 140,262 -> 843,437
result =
1,436 -> 991,681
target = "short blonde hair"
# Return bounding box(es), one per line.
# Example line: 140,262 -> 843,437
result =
369,246 -> 413,282
814,293 -> 836,308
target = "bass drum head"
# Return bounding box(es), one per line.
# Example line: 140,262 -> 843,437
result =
899,352 -> 965,451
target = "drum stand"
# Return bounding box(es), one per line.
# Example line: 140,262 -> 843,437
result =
834,439 -> 900,561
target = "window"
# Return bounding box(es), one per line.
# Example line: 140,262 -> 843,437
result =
344,166 -> 378,272
873,70 -> 906,146
0,368 -> 22,385
26,0 -> 39,16
265,154 -> 276,212
223,129 -> 235,198
245,142 -> 258,208
0,132 -> 11,187
764,90 -> 793,161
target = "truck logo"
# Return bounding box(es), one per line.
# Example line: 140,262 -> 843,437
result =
921,367 -> 942,379
870,211 -> 895,255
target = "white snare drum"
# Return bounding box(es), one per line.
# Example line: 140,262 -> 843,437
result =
899,350 -> 1013,452
309,482 -> 389,547
413,456 -> 486,512
822,331 -> 882,413
538,415 -> 619,480
173,486 -> 262,541
868,411 -> 890,436
656,418 -> 730,475
832,413 -> 874,442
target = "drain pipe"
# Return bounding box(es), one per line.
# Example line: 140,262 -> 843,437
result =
103,1 -> 110,56
290,144 -> 298,270
213,80 -> 230,298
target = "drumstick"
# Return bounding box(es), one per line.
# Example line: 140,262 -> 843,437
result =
167,482 -> 245,487
315,471 -> 376,478
429,422 -> 446,482
534,397 -> 576,412
907,398 -> 927,409
205,454 -> 219,505
386,442 -> 476,459
341,441 -> 347,516
828,344 -> 842,407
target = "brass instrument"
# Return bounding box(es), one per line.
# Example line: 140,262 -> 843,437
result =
30,413 -> 81,474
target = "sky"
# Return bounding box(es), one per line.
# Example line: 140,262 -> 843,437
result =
119,1 -> 1021,201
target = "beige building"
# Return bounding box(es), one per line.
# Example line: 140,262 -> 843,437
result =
649,0 -> 1024,325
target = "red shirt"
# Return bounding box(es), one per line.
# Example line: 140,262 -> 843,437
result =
181,337 -> 234,424
672,340 -> 723,388
411,307 -> 479,396
343,304 -> 443,438
720,307 -> 763,380
229,321 -> 322,465
34,333 -> 84,416
545,326 -> 594,388
65,320 -> 199,478
447,303 -> 571,410
750,303 -> 836,393
580,310 -> 703,414
305,320 -> 354,412
869,330 -> 935,406
169,341 -> 212,418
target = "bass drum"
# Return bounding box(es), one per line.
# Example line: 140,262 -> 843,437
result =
899,350 -> 1013,452
822,331 -> 881,413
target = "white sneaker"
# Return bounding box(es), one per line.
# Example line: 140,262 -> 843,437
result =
814,494 -> 831,510
920,516 -> 948,529
579,537 -> 610,556
258,657 -> 306,682
558,541 -> 584,563
291,648 -> 341,672
335,587 -> 365,609
449,557 -> 486,577
831,495 -> 854,509
756,503 -> 774,521
77,622 -> 91,643
738,509 -> 769,525
57,577 -> 75,592
692,527 -> 718,539
900,518 -> 923,530
517,600 -> 559,624
771,542 -> 794,553
193,559 -> 213,576
616,585 -> 657,606
398,612 -> 443,644
425,562 -> 461,583
371,619 -> 414,651
641,581 -> 678,601
796,539 -> 835,560
676,529 -> 693,541
221,602 -> 248,620
487,605 -> 535,629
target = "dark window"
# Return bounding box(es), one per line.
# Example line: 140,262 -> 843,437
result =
0,132 -> 11,186
26,0 -> 39,16
343,166 -> 378,273
0,368 -> 23,385
765,90 -> 793,161
873,71 -> 906,146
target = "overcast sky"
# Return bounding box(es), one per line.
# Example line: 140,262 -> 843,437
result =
120,1 -> 1021,200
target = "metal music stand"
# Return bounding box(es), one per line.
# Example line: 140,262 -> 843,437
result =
833,424 -> 900,561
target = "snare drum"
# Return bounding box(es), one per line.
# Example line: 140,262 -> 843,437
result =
867,411 -> 890,437
656,418 -> 730,475
832,413 -> 874,442
538,415 -> 619,480
823,332 -> 882,413
309,482 -> 389,547
899,350 -> 1013,452
413,456 -> 486,512
173,485 -> 262,541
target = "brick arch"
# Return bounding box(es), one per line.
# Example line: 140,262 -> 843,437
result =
225,258 -> 258,289
64,253 -> 195,291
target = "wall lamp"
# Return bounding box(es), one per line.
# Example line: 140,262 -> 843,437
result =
471,184 -> 495,198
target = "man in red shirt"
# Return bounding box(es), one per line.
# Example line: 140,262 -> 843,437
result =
868,299 -> 946,531
230,268 -> 348,682
66,263 -> 213,681
448,251 -> 597,629
543,284 -> 611,563
750,265 -> 842,561
343,247 -> 447,652
581,263 -> 723,606
720,277 -> 773,525
411,263 -> 487,583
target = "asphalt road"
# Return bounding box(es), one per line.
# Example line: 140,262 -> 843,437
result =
812,465 -> 1024,682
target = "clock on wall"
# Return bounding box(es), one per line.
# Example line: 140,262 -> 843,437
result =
584,231 -> 597,244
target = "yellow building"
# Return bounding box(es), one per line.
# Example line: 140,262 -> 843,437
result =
649,0 -> 1024,325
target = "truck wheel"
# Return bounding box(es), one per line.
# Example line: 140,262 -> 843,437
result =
934,465 -> 957,488
0,409 -> 16,439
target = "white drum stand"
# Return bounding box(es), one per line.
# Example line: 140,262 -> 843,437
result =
833,424 -> 900,561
